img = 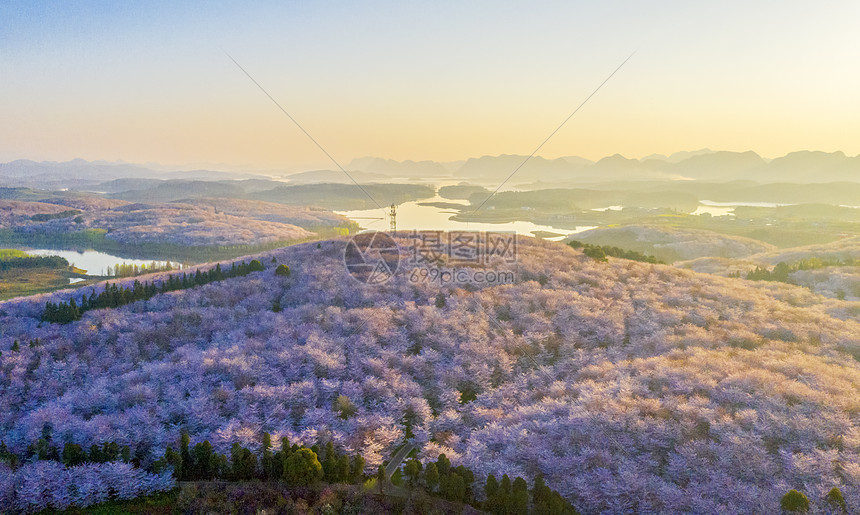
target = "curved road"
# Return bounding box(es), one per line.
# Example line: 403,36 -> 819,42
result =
384,442 -> 416,479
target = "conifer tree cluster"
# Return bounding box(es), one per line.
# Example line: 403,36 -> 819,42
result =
397,453 -> 579,515
0,423 -> 135,470
152,432 -> 365,486
42,259 -> 266,323
0,254 -> 69,271
108,260 -> 176,278
745,257 -> 858,283
1,427 -> 583,514
568,240 -> 661,264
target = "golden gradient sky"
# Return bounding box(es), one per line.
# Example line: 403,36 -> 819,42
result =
1,1 -> 859,171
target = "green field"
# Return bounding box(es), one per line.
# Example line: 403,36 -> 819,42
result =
0,249 -> 80,300
0,249 -> 29,259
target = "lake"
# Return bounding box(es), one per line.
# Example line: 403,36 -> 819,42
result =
18,248 -> 180,277
588,201 -> 799,218
337,193 -> 597,241
337,196 -> 814,239
338,194 -> 810,238
693,200 -> 797,217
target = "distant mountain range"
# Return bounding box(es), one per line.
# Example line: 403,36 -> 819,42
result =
341,150 -> 860,184
458,150 -> 860,184
346,157 -> 458,177
2,150 -> 860,190
282,169 -> 391,185
0,159 -> 270,190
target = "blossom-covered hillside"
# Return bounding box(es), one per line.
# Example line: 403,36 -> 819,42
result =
2,235 -> 860,513
0,200 -> 79,226
571,225 -> 775,263
179,198 -> 354,229
677,237 -> 860,299
2,197 -> 356,248
746,236 -> 860,266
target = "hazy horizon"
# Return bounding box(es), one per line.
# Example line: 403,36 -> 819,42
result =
2,1 -> 860,170
5,147 -> 860,177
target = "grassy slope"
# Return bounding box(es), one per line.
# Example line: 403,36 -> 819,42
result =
0,249 -> 78,301
0,267 -> 77,301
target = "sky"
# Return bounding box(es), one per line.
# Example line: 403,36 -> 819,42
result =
1,1 -> 859,172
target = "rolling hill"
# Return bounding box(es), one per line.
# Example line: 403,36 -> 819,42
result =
571,225 -> 776,263
2,235 -> 860,512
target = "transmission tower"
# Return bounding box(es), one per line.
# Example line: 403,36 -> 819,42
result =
389,203 -> 397,232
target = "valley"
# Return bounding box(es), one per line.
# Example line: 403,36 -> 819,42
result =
3,154 -> 860,513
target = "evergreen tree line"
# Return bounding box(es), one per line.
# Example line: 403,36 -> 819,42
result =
741,257 -> 856,283
395,453 -> 579,515
41,259 -> 267,323
151,433 -> 580,514
151,431 -> 365,487
0,427 -> 361,489
2,422 -> 577,514
0,254 -> 69,271
1,428 -> 852,513
5,428 -> 850,515
568,240 -> 662,264
107,260 -> 178,278
2,426 -> 582,514
30,209 -> 82,222
743,261 -> 793,282
0,424 -> 139,469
